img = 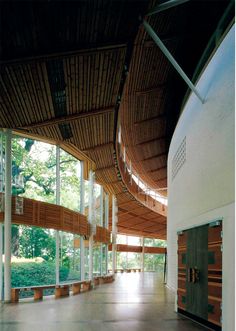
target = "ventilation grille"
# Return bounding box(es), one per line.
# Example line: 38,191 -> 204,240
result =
172,137 -> 186,181
46,59 -> 67,117
58,123 -> 73,140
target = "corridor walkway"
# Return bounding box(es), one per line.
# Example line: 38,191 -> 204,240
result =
0,272 -> 207,331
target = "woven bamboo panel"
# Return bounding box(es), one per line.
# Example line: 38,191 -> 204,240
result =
143,246 -> 166,254
93,225 -> 111,244
0,194 -> 89,236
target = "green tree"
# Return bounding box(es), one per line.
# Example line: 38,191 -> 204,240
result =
18,226 -> 56,261
10,137 -> 81,260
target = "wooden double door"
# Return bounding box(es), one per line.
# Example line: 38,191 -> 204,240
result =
177,221 -> 222,330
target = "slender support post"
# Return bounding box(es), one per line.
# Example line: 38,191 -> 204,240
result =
147,0 -> 189,16
112,195 -> 117,274
143,20 -> 205,104
0,133 -> 4,301
0,224 -> 3,301
55,146 -> 60,285
105,194 -> 109,274
164,250 -> 167,284
88,170 -> 94,280
80,161 -> 85,281
4,130 -> 12,302
104,244 -> 108,275
100,186 -> 104,227
55,232 -> 60,284
141,237 -> 145,272
100,186 -> 103,275
126,235 -> 128,269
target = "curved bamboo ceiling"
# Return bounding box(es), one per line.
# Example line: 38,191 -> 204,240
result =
0,0 -> 231,239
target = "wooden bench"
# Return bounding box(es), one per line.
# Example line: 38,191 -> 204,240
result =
125,268 -> 141,273
93,274 -> 114,286
56,280 -> 92,297
108,269 -> 124,273
11,280 -> 92,303
101,274 -> 114,283
11,284 -> 55,303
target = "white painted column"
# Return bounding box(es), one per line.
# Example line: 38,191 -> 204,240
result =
80,161 -> 85,281
112,195 -> 117,274
0,133 -> 4,301
105,194 -> 109,274
141,237 -> 145,272
4,130 -> 12,302
100,186 -> 103,275
0,224 -> 3,301
88,170 -> 94,280
55,145 -> 60,285
126,235 -> 128,269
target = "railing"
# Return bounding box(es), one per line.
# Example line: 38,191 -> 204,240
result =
108,243 -> 166,254
116,142 -> 167,216
0,193 -> 111,242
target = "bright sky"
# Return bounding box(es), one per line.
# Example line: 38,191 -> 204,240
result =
132,173 -> 168,206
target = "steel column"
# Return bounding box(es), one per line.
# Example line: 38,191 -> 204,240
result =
147,0 -> 189,16
88,170 -> 94,280
112,195 -> 117,274
105,194 -> 109,274
55,146 -> 60,285
0,133 -> 3,301
80,161 -> 85,281
4,130 -> 12,302
143,20 -> 205,104
141,237 -> 145,272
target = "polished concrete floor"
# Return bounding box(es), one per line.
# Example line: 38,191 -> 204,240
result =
0,272 -> 208,331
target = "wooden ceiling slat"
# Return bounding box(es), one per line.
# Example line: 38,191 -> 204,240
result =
10,0 -> 230,239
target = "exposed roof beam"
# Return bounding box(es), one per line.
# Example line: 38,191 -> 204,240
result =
135,84 -> 165,95
21,106 -> 115,130
118,207 -> 149,217
82,142 -> 113,153
141,151 -> 166,162
147,0 -> 190,16
0,44 -> 126,65
134,114 -> 165,125
118,210 -> 133,217
104,179 -> 121,185
154,176 -> 167,182
150,166 -> 166,173
119,212 -> 165,224
135,135 -> 166,146
95,165 -> 115,173
117,200 -> 136,207
143,20 -> 205,103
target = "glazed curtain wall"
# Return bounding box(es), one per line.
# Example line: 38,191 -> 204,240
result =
0,135 -> 109,299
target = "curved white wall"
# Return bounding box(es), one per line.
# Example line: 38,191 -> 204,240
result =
167,25 -> 235,331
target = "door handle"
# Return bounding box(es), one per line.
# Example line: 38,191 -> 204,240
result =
187,267 -> 200,283
192,267 -> 200,283
188,267 -> 192,283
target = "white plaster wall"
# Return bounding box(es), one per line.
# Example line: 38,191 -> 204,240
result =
167,24 -> 235,331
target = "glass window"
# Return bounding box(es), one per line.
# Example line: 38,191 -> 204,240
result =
11,224 -> 56,298
101,244 -> 107,274
144,253 -> 165,272
144,237 -> 166,247
60,149 -> 81,212
59,231 -> 80,283
12,137 -> 56,204
93,242 -> 101,276
84,243 -> 89,279
117,234 -> 126,244
94,183 -> 101,225
84,180 -> 89,217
